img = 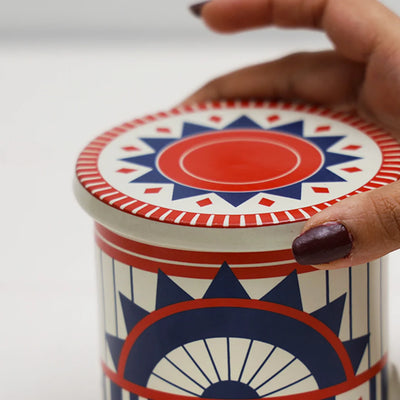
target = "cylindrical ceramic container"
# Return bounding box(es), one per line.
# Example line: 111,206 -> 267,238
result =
74,101 -> 400,400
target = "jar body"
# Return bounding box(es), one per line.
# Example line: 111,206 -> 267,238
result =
94,223 -> 388,400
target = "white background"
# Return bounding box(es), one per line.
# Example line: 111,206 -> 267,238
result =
1,1 -> 400,399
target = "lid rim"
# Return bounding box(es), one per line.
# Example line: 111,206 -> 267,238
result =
75,100 -> 400,229
73,175 -> 306,251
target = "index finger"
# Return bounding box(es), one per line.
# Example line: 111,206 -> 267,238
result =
199,0 -> 400,62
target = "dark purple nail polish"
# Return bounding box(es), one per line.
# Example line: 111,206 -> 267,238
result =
189,1 -> 210,17
292,222 -> 353,265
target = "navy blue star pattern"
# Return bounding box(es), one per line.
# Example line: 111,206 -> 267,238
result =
120,116 -> 360,207
106,264 -> 369,400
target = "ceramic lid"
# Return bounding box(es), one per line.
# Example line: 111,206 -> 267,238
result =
74,100 -> 400,235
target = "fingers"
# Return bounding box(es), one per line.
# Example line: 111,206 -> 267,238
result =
200,0 -> 326,30
182,51 -> 364,109
198,0 -> 400,62
292,181 -> 400,269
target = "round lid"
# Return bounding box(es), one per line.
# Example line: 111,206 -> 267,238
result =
75,101 -> 400,232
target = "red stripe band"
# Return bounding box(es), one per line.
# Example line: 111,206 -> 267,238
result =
96,223 -> 295,264
95,224 -> 315,279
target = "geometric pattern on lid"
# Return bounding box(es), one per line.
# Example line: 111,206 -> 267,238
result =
76,100 -> 400,228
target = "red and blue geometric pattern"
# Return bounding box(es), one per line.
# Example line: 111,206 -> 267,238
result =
103,264 -> 379,400
76,101 -> 400,227
121,116 -> 359,206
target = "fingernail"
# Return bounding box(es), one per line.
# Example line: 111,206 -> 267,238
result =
292,222 -> 353,265
189,1 -> 210,17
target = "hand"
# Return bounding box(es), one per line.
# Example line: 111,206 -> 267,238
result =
185,0 -> 400,269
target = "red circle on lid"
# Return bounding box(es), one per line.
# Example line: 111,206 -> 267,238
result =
157,129 -> 324,192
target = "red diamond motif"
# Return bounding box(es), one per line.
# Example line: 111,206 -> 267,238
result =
197,198 -> 213,207
267,114 -> 280,123
342,166 -> 362,173
312,187 -> 330,193
342,145 -> 361,151
116,168 -> 136,174
259,198 -> 275,207
315,125 -> 331,132
156,127 -> 171,133
122,146 -> 139,151
144,187 -> 162,194
210,115 -> 222,123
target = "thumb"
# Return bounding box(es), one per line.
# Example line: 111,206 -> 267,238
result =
292,181 -> 400,269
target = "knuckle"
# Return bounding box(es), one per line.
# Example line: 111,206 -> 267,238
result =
200,78 -> 226,101
278,52 -> 308,97
368,185 -> 400,244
